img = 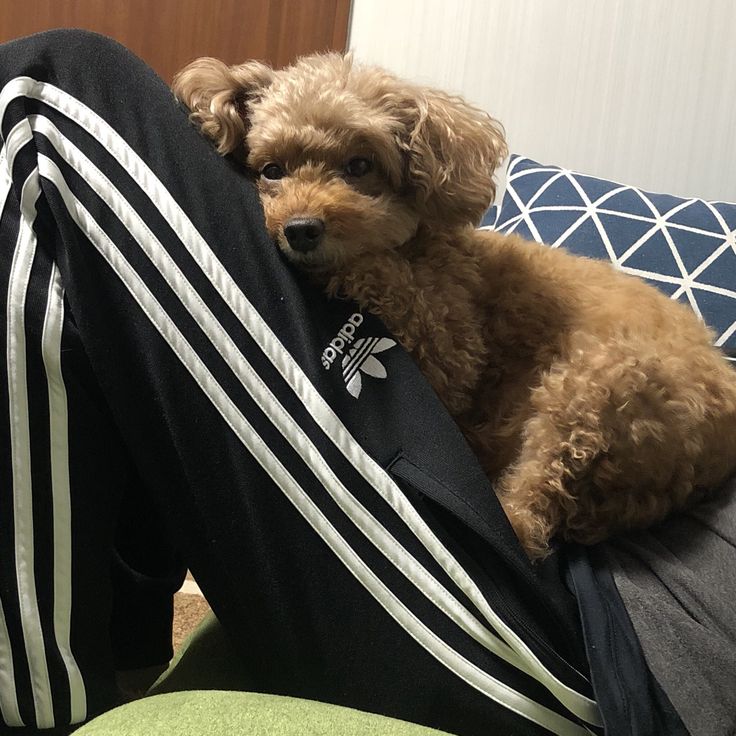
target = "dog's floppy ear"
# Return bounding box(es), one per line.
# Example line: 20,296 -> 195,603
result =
395,87 -> 507,227
172,57 -> 274,155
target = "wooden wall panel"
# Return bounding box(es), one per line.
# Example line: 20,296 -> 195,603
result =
0,0 -> 352,82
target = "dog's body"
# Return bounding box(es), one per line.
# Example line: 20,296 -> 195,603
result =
174,53 -> 736,557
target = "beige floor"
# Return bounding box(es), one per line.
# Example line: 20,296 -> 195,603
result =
173,573 -> 211,651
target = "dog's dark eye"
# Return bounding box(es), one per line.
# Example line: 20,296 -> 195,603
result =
261,163 -> 285,180
344,157 -> 372,178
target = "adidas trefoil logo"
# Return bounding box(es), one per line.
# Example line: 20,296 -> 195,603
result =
321,313 -> 396,397
341,337 -> 396,397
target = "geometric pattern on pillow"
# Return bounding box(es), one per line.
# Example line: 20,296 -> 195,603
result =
480,155 -> 736,355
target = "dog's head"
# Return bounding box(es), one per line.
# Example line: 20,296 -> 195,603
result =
173,54 -> 507,271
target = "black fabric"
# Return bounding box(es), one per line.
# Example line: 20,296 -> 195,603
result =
110,468 -> 186,671
601,479 -> 736,736
0,29 -> 658,736
566,546 -> 690,735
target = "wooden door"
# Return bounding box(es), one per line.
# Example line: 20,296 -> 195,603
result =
0,0 -> 352,81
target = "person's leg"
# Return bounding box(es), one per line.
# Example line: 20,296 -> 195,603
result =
1,32 -> 190,733
109,471 -> 187,698
601,478 -> 736,736
1,30 -> 600,735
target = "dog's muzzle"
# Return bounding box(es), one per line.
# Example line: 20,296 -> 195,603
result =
283,217 -> 325,253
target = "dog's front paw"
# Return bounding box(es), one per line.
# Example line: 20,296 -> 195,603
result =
498,497 -> 556,561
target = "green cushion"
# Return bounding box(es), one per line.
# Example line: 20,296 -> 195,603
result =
72,690 -> 453,735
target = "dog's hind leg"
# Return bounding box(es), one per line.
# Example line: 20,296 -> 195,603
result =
495,395 -> 611,560
495,334 -> 720,559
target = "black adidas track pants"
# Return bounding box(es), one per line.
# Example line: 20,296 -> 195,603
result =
0,29 -> 609,736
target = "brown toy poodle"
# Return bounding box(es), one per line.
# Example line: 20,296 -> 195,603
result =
173,53 -> 736,559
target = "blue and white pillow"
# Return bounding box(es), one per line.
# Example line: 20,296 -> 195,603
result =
481,155 -> 736,356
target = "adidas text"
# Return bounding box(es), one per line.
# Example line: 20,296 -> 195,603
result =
321,313 -> 364,369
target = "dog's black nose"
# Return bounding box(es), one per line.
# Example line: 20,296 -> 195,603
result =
283,218 -> 325,253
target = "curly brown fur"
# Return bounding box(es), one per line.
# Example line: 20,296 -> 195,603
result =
174,53 -> 736,559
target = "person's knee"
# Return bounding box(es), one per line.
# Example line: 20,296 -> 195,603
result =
0,27 -> 168,106
42,28 -> 139,66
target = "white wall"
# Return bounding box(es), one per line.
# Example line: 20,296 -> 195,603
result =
349,0 -> 736,202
